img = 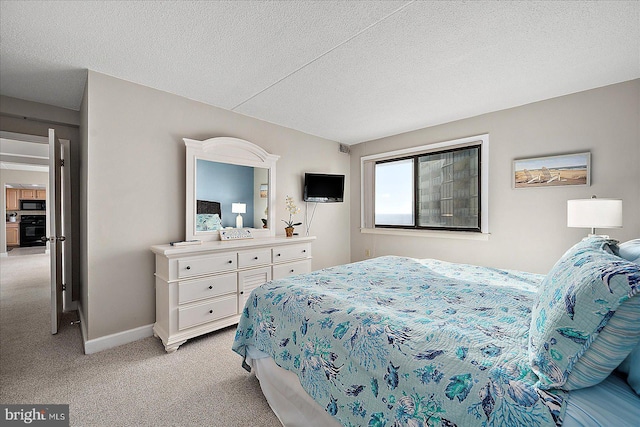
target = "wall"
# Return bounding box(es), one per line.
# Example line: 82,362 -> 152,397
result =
84,71 -> 351,341
350,79 -> 640,274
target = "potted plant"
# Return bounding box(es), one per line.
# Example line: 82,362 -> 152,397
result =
281,196 -> 301,237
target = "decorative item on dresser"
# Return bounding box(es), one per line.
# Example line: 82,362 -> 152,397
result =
282,196 -> 302,237
151,235 -> 314,352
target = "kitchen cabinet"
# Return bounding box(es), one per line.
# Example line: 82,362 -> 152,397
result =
6,189 -> 20,210
20,189 -> 36,200
6,223 -> 19,246
20,189 -> 46,200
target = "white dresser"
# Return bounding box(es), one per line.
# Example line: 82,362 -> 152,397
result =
151,236 -> 315,352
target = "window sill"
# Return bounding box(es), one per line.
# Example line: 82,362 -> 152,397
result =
360,227 -> 490,241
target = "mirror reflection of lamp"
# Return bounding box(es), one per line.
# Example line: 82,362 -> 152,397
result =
232,203 -> 246,228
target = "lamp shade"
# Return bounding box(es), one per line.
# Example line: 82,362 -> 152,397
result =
567,198 -> 622,229
231,203 -> 246,214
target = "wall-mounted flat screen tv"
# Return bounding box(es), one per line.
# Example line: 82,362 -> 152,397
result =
303,173 -> 345,203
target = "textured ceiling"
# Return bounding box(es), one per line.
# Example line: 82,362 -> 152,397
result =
1,1 -> 638,144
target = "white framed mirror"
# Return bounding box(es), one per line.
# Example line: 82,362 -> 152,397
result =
185,137 -> 279,241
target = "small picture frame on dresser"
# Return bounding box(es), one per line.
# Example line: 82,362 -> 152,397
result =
219,228 -> 254,241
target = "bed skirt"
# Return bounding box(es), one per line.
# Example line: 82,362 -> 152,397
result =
246,346 -> 640,427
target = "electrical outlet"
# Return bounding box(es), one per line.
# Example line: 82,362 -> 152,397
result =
365,249 -> 371,257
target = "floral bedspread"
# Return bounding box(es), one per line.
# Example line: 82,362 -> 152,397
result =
232,256 -> 567,427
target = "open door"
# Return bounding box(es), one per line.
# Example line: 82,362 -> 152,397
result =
48,129 -> 64,334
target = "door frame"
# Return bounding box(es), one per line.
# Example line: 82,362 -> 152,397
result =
0,131 -> 75,313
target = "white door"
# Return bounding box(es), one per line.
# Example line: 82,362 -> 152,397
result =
61,140 -> 74,311
48,129 -> 64,334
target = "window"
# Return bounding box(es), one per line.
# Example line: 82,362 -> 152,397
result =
361,134 -> 488,234
375,159 -> 414,226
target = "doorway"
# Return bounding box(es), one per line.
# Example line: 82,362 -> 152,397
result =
0,131 -> 75,324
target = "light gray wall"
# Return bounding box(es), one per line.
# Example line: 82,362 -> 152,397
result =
83,71 -> 351,340
350,79 -> 640,274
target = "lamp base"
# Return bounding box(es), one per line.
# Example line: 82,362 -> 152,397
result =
236,214 -> 243,228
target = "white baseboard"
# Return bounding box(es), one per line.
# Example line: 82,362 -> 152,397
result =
77,306 -> 154,354
0,252 -> 7,257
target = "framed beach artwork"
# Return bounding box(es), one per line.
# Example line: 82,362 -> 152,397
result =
513,152 -> 590,189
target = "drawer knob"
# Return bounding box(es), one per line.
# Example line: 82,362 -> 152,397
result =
254,256 -> 258,260
209,310 -> 213,314
276,253 -> 281,257
208,285 -> 213,290
290,269 -> 295,273
240,291 -> 244,295
186,266 -> 191,270
228,260 -> 233,264
302,250 -> 306,253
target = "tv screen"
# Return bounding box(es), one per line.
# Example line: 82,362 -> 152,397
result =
303,173 -> 345,203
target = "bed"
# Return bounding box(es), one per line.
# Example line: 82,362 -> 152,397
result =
196,199 -> 222,231
232,237 -> 640,426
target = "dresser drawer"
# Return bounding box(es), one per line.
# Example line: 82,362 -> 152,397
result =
272,259 -> 312,280
238,266 -> 271,297
178,253 -> 236,278
178,273 -> 237,304
272,243 -> 311,263
178,295 -> 237,330
238,249 -> 271,268
238,266 -> 271,313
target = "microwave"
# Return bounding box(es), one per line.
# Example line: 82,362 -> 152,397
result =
20,200 -> 46,210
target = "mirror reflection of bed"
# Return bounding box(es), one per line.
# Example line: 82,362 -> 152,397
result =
195,159 -> 269,231
195,200 -> 222,231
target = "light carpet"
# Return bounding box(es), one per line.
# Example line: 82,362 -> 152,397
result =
0,252 -> 282,426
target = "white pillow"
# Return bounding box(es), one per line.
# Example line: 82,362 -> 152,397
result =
618,341 -> 640,395
615,239 -> 640,395
619,239 -> 640,264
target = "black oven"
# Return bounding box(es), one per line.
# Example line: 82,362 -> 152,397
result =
20,200 -> 46,210
20,215 -> 46,247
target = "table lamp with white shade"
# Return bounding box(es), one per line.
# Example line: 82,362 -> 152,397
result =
232,203 -> 246,228
567,196 -> 622,237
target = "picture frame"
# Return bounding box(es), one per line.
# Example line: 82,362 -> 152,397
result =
513,152 -> 590,189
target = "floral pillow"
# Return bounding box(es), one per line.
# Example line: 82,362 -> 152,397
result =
529,236 -> 640,390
